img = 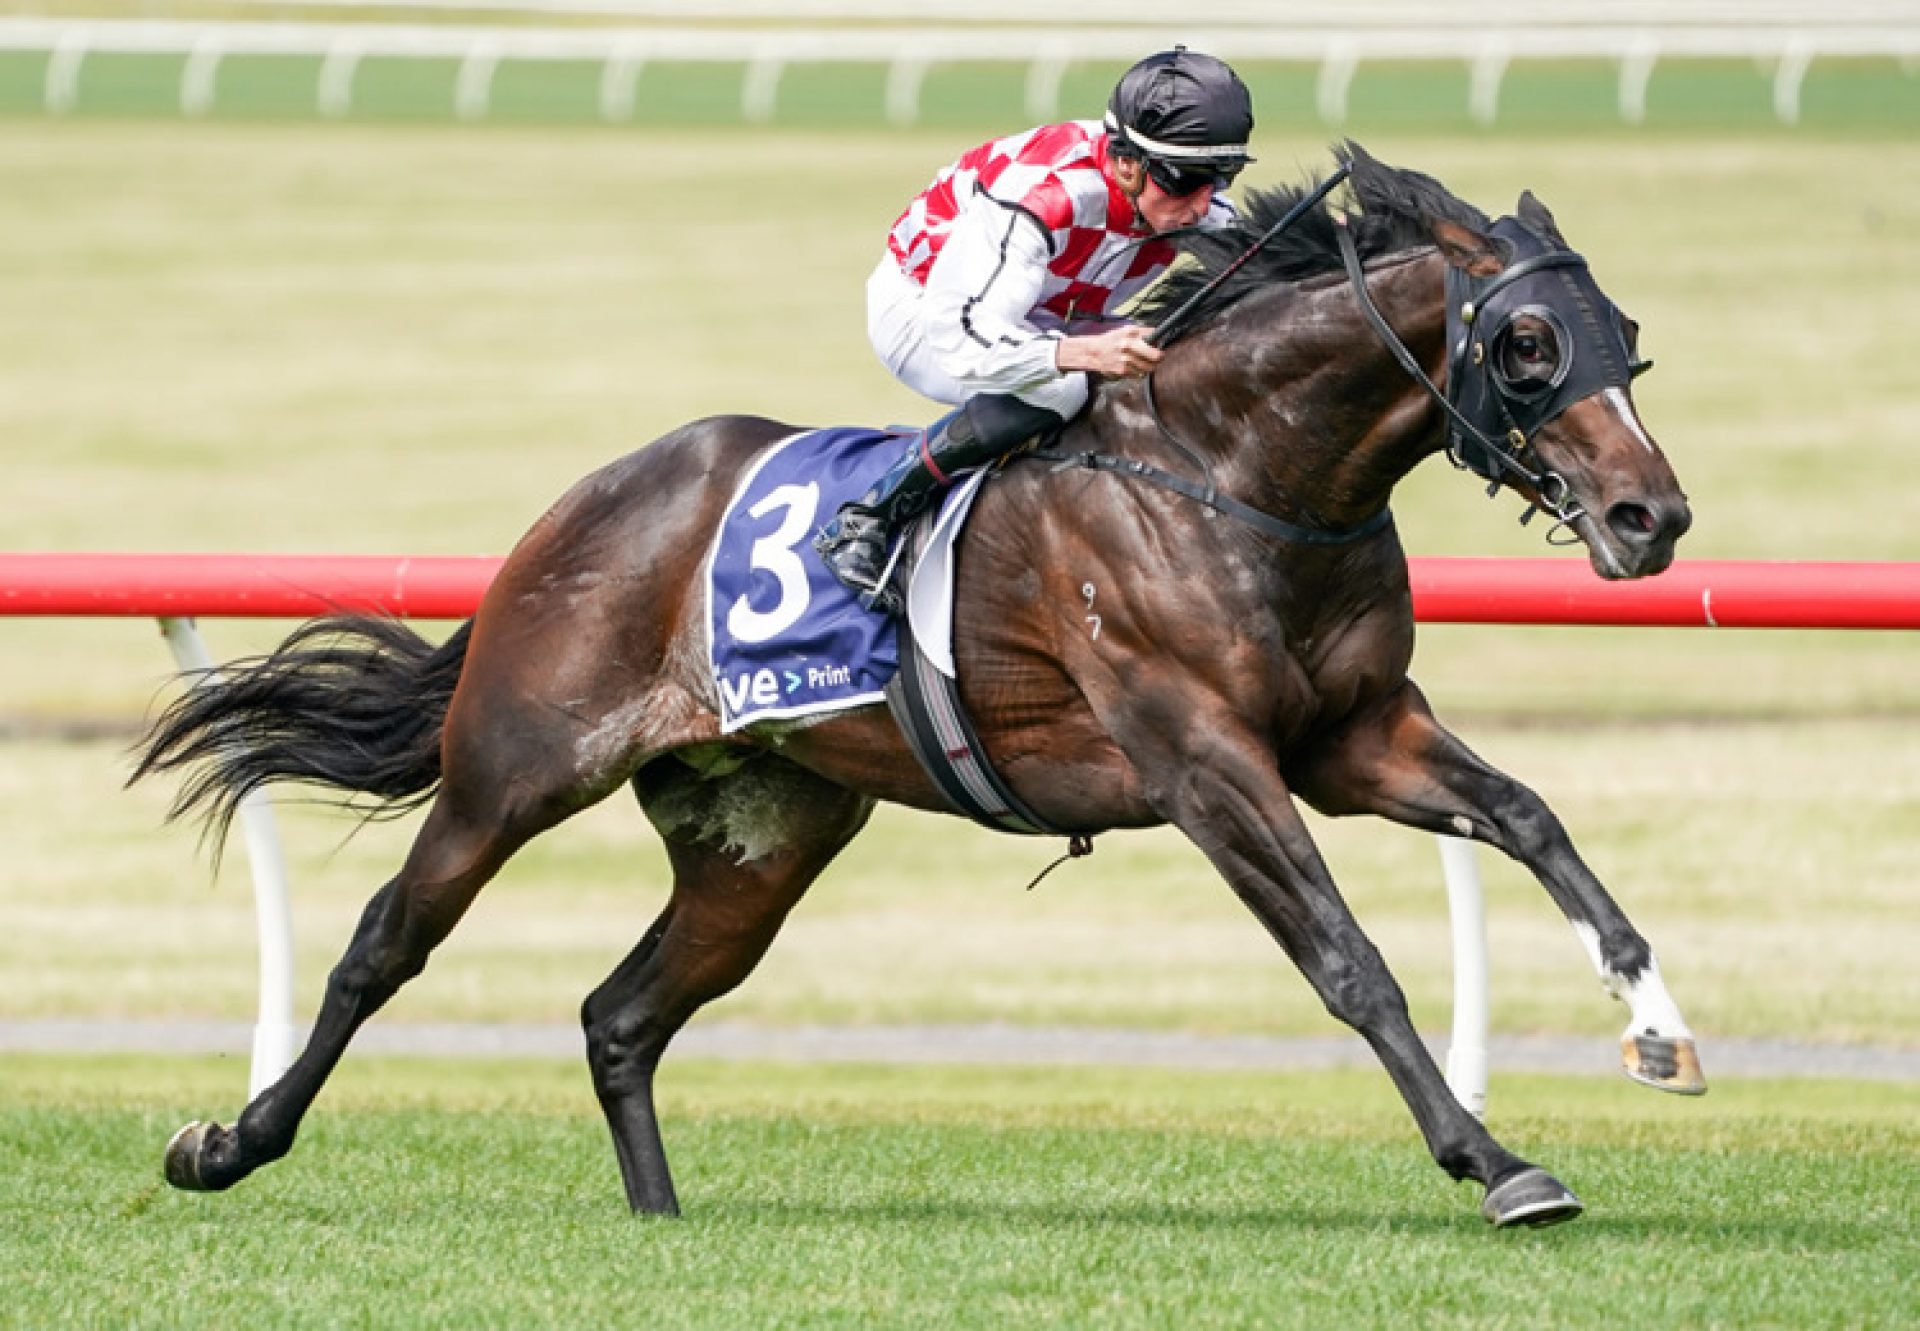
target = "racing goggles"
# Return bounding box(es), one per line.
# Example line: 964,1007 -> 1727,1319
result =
1145,156 -> 1241,198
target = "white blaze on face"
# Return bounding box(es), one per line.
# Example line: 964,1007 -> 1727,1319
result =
1598,387 -> 1658,456
1573,922 -> 1693,1039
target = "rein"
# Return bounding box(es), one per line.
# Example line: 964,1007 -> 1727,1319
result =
1022,160 -> 1390,550
1146,162 -> 1351,349
1025,444 -> 1393,547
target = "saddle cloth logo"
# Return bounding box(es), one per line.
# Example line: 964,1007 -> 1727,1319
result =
706,427 -> 910,732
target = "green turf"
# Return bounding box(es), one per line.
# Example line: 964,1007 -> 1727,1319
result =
2,1056 -> 1914,1329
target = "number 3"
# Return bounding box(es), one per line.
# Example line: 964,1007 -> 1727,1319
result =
727,482 -> 819,644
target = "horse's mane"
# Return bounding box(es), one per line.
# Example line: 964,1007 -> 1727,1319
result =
1135,141 -> 1492,345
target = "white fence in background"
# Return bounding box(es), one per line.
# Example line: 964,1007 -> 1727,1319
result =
208,1 -> 1920,26
3,15 -> 1918,127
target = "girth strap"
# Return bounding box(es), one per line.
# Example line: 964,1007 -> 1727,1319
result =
1025,448 -> 1394,547
882,515 -> 1068,837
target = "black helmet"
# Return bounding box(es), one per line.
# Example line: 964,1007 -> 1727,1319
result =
1105,47 -> 1254,195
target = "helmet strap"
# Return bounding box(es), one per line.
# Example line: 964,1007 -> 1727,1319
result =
1111,154 -> 1148,203
1119,159 -> 1152,232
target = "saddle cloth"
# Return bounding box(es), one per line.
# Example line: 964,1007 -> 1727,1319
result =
705,426 -> 985,732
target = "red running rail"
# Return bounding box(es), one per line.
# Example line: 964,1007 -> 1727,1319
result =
1,552 -> 1917,630
1407,558 -> 1920,630
0,553 -> 499,620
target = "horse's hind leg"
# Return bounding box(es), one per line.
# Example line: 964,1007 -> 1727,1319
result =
164,692 -> 640,1193
1291,681 -> 1705,1095
583,753 -> 872,1215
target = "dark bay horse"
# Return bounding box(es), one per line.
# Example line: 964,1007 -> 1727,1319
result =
137,144 -> 1702,1229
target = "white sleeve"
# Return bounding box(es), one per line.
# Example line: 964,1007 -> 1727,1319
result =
920,191 -> 1065,394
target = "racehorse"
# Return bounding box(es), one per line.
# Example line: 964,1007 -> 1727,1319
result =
136,143 -> 1702,1229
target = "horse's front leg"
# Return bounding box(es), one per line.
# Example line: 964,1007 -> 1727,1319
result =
1108,691 -> 1582,1226
1291,680 -> 1705,1095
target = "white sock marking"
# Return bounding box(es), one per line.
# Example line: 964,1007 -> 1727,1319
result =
1573,922 -> 1692,1039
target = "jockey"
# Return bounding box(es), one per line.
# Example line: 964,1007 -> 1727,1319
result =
814,47 -> 1256,608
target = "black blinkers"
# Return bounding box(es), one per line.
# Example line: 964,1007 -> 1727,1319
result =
1443,216 -> 1650,484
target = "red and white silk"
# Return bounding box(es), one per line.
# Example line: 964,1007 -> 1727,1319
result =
871,119 -> 1231,407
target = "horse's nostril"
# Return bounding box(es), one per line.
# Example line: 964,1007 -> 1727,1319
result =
1606,501 -> 1658,544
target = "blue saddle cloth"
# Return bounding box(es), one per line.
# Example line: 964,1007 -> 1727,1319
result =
706,426 -> 911,732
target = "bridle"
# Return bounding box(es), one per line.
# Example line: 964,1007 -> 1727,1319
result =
1334,210 -> 1652,541
1034,168 -> 1653,552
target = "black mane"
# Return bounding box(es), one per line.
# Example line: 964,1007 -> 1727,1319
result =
1135,141 -> 1492,344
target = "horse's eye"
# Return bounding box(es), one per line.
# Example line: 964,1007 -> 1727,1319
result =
1494,313 -> 1564,396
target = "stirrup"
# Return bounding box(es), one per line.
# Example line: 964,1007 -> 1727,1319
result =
815,511 -> 904,614
836,537 -> 906,616
857,532 -> 911,615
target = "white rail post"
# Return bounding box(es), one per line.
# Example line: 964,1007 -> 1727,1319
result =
455,38 -> 501,123
44,28 -> 88,116
599,41 -> 645,123
1024,44 -> 1071,123
317,37 -> 364,121
1438,834 -> 1490,1116
1468,38 -> 1510,128
157,617 -> 296,1098
741,42 -> 784,124
1317,39 -> 1359,126
1618,36 -> 1660,125
180,30 -> 224,119
1773,38 -> 1815,126
884,46 -> 932,128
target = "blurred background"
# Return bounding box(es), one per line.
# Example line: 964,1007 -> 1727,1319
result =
2,1 -> 1916,1060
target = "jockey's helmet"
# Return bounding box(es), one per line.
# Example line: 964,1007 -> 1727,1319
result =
1105,47 -> 1255,197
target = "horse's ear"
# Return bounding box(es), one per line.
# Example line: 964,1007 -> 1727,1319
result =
1516,190 -> 1568,247
1429,216 -> 1503,277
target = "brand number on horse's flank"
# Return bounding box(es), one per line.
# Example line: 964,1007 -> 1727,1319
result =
1082,582 -> 1102,641
727,482 -> 820,645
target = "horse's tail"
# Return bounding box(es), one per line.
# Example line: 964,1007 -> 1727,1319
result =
130,615 -> 473,849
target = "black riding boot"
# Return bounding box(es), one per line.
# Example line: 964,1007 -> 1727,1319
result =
813,394 -> 1062,611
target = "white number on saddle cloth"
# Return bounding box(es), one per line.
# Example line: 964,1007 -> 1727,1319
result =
726,482 -> 820,645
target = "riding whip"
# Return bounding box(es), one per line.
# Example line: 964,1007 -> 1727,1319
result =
1146,160 -> 1352,348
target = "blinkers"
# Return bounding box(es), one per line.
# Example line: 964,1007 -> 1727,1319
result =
1443,216 -> 1652,485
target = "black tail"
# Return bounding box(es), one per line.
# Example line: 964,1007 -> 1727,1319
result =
131,616 -> 473,848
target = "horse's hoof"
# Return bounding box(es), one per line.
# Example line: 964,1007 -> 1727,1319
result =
1622,1033 -> 1708,1095
1481,1167 -> 1584,1228
163,1120 -> 216,1191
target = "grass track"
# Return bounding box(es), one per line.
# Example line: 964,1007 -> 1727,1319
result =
3,1056 -> 1915,1328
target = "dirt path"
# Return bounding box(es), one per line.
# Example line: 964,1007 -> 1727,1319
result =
4,1019 -> 1916,1081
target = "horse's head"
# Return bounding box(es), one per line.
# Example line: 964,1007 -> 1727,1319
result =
1135,145 -> 1691,576
1425,192 -> 1690,579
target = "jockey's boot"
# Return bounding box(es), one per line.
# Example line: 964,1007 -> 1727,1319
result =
814,393 -> 1062,612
